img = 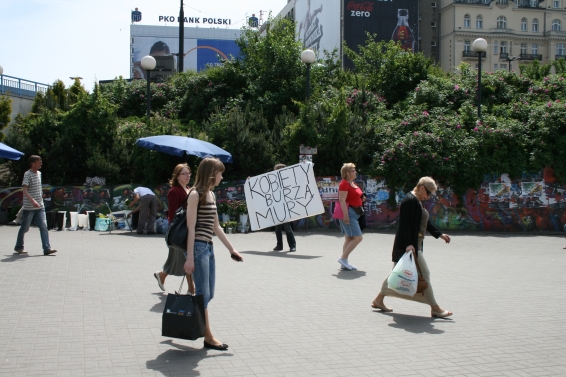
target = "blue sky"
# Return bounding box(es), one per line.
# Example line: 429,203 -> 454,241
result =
0,0 -> 287,90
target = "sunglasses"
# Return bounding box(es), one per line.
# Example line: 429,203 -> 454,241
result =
424,186 -> 432,197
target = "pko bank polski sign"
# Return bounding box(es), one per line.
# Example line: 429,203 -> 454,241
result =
159,16 -> 232,25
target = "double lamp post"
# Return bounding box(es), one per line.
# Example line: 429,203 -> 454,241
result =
141,55 -> 156,121
472,38 -> 488,119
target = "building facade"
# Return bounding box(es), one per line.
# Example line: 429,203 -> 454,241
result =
440,0 -> 566,72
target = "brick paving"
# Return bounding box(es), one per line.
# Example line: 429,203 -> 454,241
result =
1,225 -> 565,376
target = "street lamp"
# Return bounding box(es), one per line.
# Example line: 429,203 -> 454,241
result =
472,38 -> 488,118
506,56 -> 520,72
0,65 -> 3,75
301,49 -> 316,101
141,55 -> 157,121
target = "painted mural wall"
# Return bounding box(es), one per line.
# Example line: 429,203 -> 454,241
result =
1,168 -> 565,232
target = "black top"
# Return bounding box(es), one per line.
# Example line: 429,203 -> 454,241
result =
391,192 -> 442,262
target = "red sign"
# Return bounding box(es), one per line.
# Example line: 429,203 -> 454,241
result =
347,1 -> 375,12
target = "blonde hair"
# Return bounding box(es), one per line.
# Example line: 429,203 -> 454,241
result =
414,176 -> 437,194
340,163 -> 356,180
169,163 -> 191,187
193,158 -> 225,204
274,163 -> 286,171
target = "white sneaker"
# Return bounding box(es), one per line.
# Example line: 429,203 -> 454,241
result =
348,263 -> 358,270
338,258 -> 352,270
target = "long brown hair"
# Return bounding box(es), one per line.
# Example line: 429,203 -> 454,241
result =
169,163 -> 190,187
193,158 -> 225,204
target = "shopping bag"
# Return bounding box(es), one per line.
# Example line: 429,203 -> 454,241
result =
162,293 -> 206,341
333,202 -> 348,219
387,251 -> 418,296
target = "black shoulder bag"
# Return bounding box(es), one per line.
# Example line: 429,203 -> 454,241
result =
165,188 -> 200,252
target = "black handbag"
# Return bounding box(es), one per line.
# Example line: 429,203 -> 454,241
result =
165,188 -> 199,252
162,277 -> 206,341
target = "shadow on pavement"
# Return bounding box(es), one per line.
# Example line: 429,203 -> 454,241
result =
1,253 -> 44,262
332,270 -> 367,280
239,250 -> 321,259
146,339 -> 232,377
380,312 -> 452,334
150,293 -> 168,313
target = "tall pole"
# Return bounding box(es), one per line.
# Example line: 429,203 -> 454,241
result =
146,70 -> 151,121
477,53 -> 482,119
306,63 -> 311,101
178,0 -> 184,73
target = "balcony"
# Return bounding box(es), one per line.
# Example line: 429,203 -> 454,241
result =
462,51 -> 486,58
516,0 -> 542,8
500,53 -> 509,59
546,30 -> 566,37
489,28 -> 515,34
453,0 -> 491,5
520,54 -> 542,60
556,55 -> 566,60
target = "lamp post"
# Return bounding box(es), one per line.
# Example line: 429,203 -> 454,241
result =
472,38 -> 488,118
178,0 -> 184,73
0,65 -> 4,94
506,56 -> 520,72
300,49 -> 316,101
141,55 -> 157,121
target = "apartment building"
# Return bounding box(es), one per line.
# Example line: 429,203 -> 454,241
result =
440,0 -> 566,71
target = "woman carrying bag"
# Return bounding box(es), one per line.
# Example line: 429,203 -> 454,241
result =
372,176 -> 453,318
184,157 -> 244,350
153,164 -> 195,293
336,163 -> 364,271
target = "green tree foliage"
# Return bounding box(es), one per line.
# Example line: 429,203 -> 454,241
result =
0,95 -> 11,141
520,60 -> 552,80
344,36 -> 433,105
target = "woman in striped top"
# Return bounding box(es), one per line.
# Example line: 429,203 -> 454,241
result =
184,157 -> 244,351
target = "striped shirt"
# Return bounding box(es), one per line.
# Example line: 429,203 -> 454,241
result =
194,194 -> 217,243
22,170 -> 44,210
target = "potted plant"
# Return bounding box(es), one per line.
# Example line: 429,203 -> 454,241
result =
235,200 -> 249,226
226,200 -> 239,220
216,200 -> 230,222
225,220 -> 238,234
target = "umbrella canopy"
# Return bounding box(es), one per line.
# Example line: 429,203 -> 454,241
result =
135,135 -> 233,163
0,142 -> 24,160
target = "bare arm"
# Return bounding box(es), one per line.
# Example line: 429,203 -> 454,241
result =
213,211 -> 243,262
339,190 -> 349,224
184,190 -> 199,274
22,186 -> 40,208
128,193 -> 140,208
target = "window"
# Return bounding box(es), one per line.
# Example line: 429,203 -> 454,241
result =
464,40 -> 471,52
530,0 -> 537,5
431,22 -> 437,27
494,64 -> 498,70
431,41 -> 437,46
476,15 -> 483,29
431,2 -> 437,7
464,14 -> 471,28
521,43 -> 527,54
532,44 -> 538,55
552,20 -> 561,31
557,43 -> 565,55
501,64 -> 507,71
494,41 -> 499,54
521,18 -> 528,32
554,0 -> 560,8
533,19 -> 539,32
497,16 -> 507,30
501,41 -> 508,54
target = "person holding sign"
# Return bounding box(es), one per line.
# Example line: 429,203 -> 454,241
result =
272,164 -> 297,252
371,177 -> 452,318
337,163 -> 364,271
184,157 -> 244,351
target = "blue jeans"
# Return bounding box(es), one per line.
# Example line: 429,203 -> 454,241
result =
185,241 -> 215,309
15,209 -> 51,252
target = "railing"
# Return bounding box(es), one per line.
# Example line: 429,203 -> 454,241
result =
0,75 -> 50,98
462,51 -> 487,58
555,55 -> 566,60
489,28 -> 515,33
453,0 -> 491,5
516,0 -> 542,8
520,54 -> 542,60
500,53 -> 509,59
546,30 -> 566,37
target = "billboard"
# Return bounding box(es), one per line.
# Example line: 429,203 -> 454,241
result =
132,37 -> 240,78
295,0 -> 341,57
343,0 -> 419,68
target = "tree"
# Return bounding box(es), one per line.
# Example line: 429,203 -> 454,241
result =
0,95 -> 11,141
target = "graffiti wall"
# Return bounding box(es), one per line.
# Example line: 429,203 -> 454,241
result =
1,168 -> 565,232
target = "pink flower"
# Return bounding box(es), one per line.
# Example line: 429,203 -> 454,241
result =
423,111 -> 429,116
414,132 -> 418,136
454,85 -> 460,90
544,77 -> 549,81
547,102 -> 553,107
457,125 -> 461,129
415,87 -> 420,92
444,157 -> 449,161
473,127 -> 478,131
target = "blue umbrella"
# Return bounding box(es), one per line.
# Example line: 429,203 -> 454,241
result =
0,142 -> 24,160
135,135 -> 233,163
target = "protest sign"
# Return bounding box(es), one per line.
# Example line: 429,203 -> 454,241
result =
244,162 -> 324,231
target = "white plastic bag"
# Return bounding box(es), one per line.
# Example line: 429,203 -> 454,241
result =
387,251 -> 418,296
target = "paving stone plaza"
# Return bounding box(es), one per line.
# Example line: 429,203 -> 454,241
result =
1,226 -> 565,376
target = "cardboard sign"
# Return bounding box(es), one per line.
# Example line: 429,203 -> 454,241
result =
244,162 -> 324,230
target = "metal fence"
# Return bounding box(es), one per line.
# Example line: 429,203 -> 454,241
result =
0,74 -> 50,98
